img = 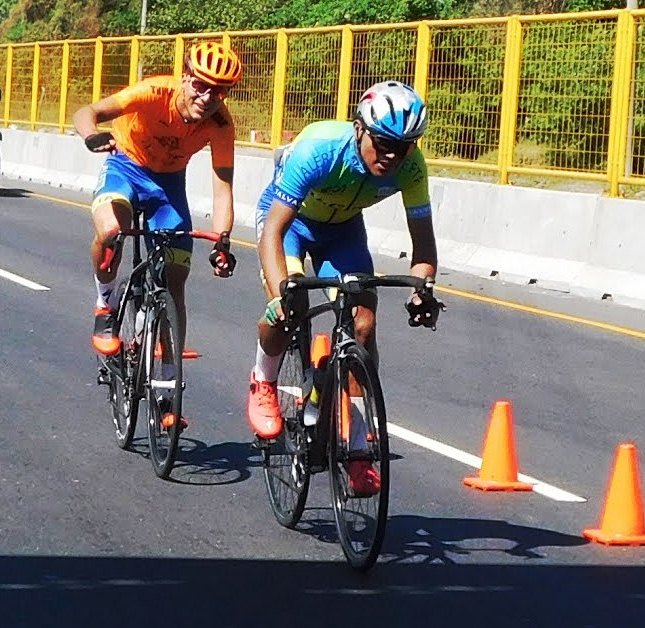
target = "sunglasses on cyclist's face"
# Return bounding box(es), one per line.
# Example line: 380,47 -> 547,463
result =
365,128 -> 414,157
189,75 -> 228,100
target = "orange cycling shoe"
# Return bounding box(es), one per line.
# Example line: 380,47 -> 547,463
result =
247,371 -> 283,439
347,460 -> 381,497
92,307 -> 121,356
158,398 -> 189,432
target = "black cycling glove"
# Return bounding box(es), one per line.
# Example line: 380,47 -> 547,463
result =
208,231 -> 237,277
405,289 -> 446,330
84,132 -> 116,153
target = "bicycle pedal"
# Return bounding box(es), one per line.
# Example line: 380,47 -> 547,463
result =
97,367 -> 110,386
252,435 -> 272,449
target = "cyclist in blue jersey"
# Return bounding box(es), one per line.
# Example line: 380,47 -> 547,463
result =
247,81 -> 444,494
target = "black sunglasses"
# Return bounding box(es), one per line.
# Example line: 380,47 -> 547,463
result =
364,128 -> 415,157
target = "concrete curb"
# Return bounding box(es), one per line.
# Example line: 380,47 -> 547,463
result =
2,127 -> 645,308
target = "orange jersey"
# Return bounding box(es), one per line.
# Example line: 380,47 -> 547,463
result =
111,76 -> 234,173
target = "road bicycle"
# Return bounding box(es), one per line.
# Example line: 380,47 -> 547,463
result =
96,208 -> 221,478
261,273 -> 437,570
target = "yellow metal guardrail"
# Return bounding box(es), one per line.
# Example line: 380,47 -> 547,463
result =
3,10 -> 645,196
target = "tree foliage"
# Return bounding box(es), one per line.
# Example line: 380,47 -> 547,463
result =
0,0 -> 629,42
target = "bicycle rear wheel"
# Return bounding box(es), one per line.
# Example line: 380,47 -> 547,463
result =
109,279 -> 140,449
329,342 -> 389,571
263,331 -> 311,528
145,289 -> 183,479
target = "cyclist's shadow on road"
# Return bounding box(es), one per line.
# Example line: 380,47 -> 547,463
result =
130,437 -> 260,486
295,511 -> 586,562
380,515 -> 587,563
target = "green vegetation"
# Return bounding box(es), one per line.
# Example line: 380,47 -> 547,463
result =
0,0 -> 624,42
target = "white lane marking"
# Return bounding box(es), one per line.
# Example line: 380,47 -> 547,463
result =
274,383 -> 587,502
388,422 -> 587,503
0,268 -> 50,291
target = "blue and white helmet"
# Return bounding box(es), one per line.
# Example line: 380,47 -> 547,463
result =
355,81 -> 427,142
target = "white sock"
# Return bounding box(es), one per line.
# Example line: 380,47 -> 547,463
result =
254,340 -> 283,382
349,396 -> 368,451
95,276 -> 117,309
157,363 -> 177,401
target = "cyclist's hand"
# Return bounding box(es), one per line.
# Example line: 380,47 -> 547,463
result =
405,289 -> 446,330
84,132 -> 117,154
208,231 -> 237,278
264,296 -> 285,326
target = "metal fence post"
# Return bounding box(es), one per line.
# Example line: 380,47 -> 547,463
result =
498,17 -> 522,186
335,26 -> 353,121
30,43 -> 40,131
92,38 -> 103,103
59,41 -> 70,133
271,29 -> 288,148
607,11 -> 635,196
130,36 -> 141,85
414,22 -> 431,101
3,44 -> 13,127
173,35 -> 185,78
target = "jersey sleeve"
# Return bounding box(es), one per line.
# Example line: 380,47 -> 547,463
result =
399,149 -> 431,219
112,79 -> 157,113
271,139 -> 333,210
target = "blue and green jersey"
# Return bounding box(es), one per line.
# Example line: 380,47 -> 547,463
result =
257,120 -> 431,223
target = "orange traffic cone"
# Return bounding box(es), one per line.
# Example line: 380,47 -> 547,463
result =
464,399 -> 533,492
310,333 -> 331,367
583,443 -> 645,545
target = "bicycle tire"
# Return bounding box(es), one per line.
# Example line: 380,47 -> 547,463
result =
263,330 -> 311,528
145,289 -> 183,479
109,279 -> 140,450
328,342 -> 389,571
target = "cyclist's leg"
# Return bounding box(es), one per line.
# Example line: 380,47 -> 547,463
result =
90,155 -> 137,355
249,209 -> 308,439
311,214 -> 378,364
311,216 -> 379,489
142,170 -> 193,348
255,208 -> 309,364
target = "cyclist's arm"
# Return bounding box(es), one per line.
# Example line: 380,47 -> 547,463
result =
407,214 -> 437,280
259,199 -> 297,299
399,149 -> 436,280
72,95 -> 124,141
211,166 -> 234,234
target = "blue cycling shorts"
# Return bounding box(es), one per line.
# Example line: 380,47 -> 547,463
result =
93,152 -> 193,267
256,209 -> 374,279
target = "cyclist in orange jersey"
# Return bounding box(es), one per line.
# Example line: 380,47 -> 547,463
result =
73,42 -> 242,356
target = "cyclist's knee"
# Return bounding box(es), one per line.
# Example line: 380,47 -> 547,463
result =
354,306 -> 376,343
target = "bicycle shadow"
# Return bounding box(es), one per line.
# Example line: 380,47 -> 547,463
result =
169,438 -> 261,485
285,510 -> 587,564
380,515 -> 588,564
127,435 -> 260,486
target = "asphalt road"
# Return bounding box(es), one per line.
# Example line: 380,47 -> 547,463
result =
1,178 -> 645,627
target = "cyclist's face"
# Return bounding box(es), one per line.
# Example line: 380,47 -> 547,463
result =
354,121 -> 415,177
180,74 -> 229,122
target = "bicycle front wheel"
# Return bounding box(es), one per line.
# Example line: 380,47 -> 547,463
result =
145,289 -> 183,479
263,331 -> 311,528
329,342 -> 389,571
109,279 -> 140,450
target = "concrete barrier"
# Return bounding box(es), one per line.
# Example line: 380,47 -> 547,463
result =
2,127 -> 645,308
